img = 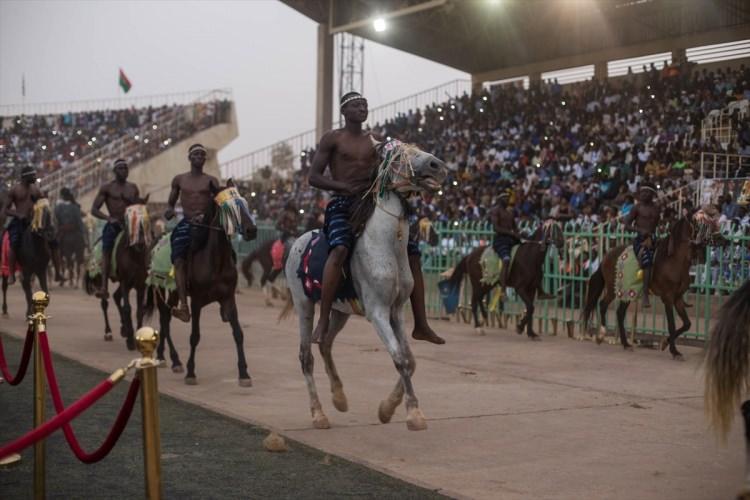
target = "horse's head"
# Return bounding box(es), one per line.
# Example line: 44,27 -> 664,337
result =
124,203 -> 152,248
30,198 -> 52,234
214,185 -> 257,241
542,219 -> 565,250
372,139 -> 448,196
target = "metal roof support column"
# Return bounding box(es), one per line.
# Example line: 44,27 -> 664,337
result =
316,22 -> 334,142
594,61 -> 607,81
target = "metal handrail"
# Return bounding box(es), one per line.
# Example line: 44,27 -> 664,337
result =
0,88 -> 233,117
220,79 -> 472,180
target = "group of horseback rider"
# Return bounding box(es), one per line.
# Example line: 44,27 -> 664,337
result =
1,89 -> 662,338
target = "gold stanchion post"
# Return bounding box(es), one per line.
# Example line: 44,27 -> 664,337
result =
136,327 -> 162,500
30,291 -> 49,500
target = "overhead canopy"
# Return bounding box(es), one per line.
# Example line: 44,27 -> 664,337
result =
281,0 -> 750,78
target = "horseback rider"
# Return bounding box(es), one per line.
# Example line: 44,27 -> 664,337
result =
490,189 -> 555,299
1,166 -> 45,285
490,189 -> 524,289
56,187 -> 88,250
277,200 -> 298,240
623,181 -> 661,308
308,91 -> 444,346
91,159 -> 141,299
164,143 -> 222,323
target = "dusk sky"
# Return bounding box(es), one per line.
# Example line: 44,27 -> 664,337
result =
0,0 -> 467,162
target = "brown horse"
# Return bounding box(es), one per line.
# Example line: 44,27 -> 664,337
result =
145,286 -> 184,373
85,201 -> 152,351
12,200 -> 54,316
241,237 -> 292,306
146,185 -> 257,386
445,221 -> 564,339
705,279 -> 750,499
582,215 -> 714,359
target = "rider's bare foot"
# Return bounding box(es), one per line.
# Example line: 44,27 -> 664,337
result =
312,320 -> 328,345
172,304 -> 191,323
95,288 -> 109,299
412,325 -> 445,345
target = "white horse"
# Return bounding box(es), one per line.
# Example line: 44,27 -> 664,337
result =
282,140 -> 448,431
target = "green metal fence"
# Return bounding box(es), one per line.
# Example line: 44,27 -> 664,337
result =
421,220 -> 750,344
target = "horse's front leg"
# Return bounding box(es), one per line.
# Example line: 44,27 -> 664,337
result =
118,286 -> 135,351
21,274 -> 33,317
185,302 -> 202,385
156,292 -> 182,372
225,298 -> 251,387
135,285 -> 146,329
370,308 -> 426,431
738,401 -> 750,500
518,288 -> 539,341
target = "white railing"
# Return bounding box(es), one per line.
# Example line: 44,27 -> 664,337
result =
0,88 -> 233,117
220,79 -> 471,180
40,89 -> 233,201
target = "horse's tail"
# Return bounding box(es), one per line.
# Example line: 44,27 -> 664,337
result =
143,285 -> 156,322
241,249 -> 260,287
705,279 -> 750,441
446,254 -> 469,290
582,267 -> 604,327
277,289 -> 294,322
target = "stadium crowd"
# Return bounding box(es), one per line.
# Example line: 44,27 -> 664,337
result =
244,62 -> 750,232
0,100 -> 232,190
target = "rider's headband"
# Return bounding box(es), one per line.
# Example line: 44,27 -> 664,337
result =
113,159 -> 127,169
640,185 -> 657,194
189,144 -> 207,155
340,93 -> 366,109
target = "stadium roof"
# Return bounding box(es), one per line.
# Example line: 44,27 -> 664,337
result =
281,0 -> 750,77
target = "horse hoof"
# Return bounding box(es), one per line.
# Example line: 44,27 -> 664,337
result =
660,338 -> 669,351
172,365 -> 185,374
623,345 -> 634,352
312,410 -> 330,429
104,333 -> 113,342
238,377 -> 253,387
185,376 -> 198,385
529,334 -> 541,342
475,328 -> 486,336
264,299 -> 273,307
332,389 -> 348,412
515,327 -> 524,335
157,359 -> 167,368
406,408 -> 428,431
126,338 -> 136,351
378,400 -> 396,424
671,353 -> 684,362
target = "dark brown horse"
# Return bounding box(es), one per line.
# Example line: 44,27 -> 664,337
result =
146,186 -> 257,386
582,215 -> 714,359
85,201 -> 152,351
445,221 -> 564,339
705,279 -> 750,499
146,286 -> 184,373
13,200 -> 54,316
241,237 -> 292,306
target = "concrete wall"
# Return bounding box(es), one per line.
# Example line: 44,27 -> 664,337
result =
79,103 -> 238,212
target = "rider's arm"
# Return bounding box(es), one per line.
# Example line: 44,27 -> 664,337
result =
164,177 -> 180,220
1,189 -> 17,218
308,132 -> 351,194
623,204 -> 637,230
208,175 -> 221,195
91,187 -> 111,222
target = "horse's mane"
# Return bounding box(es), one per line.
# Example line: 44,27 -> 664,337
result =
31,199 -> 52,232
124,204 -> 152,247
349,140 -> 415,236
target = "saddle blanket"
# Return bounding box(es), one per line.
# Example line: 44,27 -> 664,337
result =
146,233 -> 176,292
87,232 -> 123,279
271,239 -> 285,271
480,245 -> 519,287
1,231 -> 20,277
615,247 -> 644,301
297,231 -> 363,315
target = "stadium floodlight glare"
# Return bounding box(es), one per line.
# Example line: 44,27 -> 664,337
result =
299,209 -> 305,214
373,17 -> 387,32
271,189 -> 277,195
251,192 -> 256,197
437,190 -> 443,196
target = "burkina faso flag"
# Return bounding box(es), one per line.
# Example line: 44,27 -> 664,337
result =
118,68 -> 132,93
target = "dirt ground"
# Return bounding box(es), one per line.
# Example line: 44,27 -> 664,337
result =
0,284 -> 743,500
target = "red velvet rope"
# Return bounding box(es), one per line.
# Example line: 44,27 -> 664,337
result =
0,326 -> 34,386
0,377 -> 114,460
39,331 -> 141,463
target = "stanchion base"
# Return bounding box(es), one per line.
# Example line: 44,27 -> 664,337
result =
0,453 -> 21,468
